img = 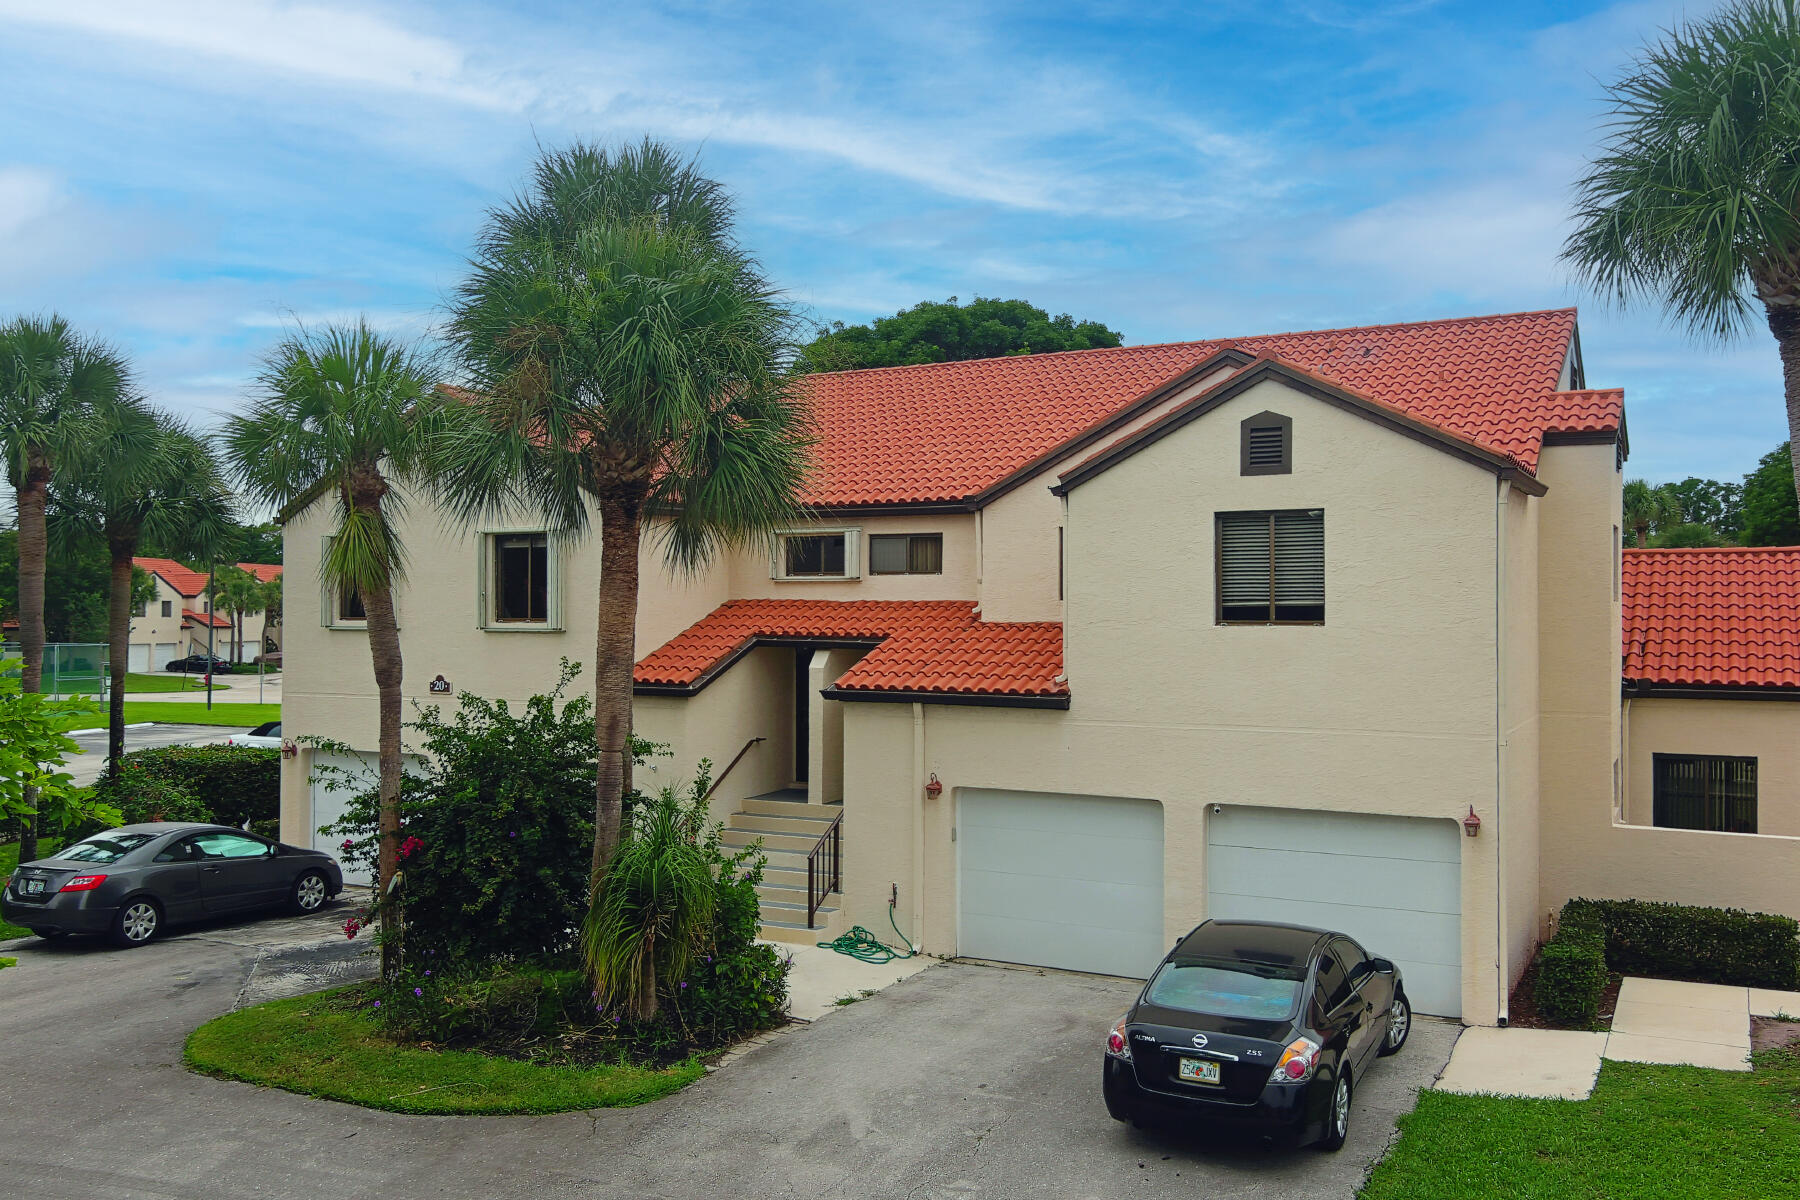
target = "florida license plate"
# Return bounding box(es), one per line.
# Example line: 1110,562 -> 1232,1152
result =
1178,1058 -> 1221,1085
21,879 -> 44,895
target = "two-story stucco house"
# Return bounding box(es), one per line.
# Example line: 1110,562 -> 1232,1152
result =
276,307 -> 1799,1025
130,558 -> 283,669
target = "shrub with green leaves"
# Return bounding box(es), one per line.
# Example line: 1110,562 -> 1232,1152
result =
100,744 -> 279,828
93,767 -> 210,826
1534,909 -> 1608,1027
1565,897 -> 1800,990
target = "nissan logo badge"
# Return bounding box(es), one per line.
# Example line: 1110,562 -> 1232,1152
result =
1191,1033 -> 1209,1049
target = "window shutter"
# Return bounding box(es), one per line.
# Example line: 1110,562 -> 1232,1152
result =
1218,513 -> 1272,607
1272,512 -> 1325,606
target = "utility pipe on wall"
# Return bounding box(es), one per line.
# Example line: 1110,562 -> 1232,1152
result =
1493,477 -> 1510,1027
910,702 -> 926,951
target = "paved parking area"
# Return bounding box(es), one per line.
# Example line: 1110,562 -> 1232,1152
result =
0,918 -> 1455,1200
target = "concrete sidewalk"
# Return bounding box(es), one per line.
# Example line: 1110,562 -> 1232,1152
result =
770,938 -> 936,1021
1437,975 -> 1790,1098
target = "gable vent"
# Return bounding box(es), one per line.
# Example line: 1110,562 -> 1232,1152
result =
1246,426 -> 1285,469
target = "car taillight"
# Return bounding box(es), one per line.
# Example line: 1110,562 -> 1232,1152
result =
1105,1015 -> 1132,1061
1269,1035 -> 1321,1083
60,875 -> 107,892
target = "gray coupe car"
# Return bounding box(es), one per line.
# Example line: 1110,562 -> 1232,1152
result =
2,823 -> 343,947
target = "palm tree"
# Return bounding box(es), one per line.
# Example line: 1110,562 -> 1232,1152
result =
443,140 -> 812,879
1623,479 -> 1684,547
1564,0 -> 1800,507
259,574 -> 283,657
0,314 -> 130,861
224,322 -> 442,976
210,565 -> 265,664
49,406 -> 233,773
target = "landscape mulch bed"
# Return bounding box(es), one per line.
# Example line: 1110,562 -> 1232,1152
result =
1505,956 -> 1622,1030
1752,1017 -> 1800,1057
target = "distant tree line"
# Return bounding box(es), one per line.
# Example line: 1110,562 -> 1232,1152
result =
795,296 -> 1123,373
1624,442 -> 1799,548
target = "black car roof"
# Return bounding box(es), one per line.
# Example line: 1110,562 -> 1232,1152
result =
1173,920 -> 1335,969
103,822 -> 239,837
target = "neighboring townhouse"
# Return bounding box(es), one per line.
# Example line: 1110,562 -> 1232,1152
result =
277,307 -> 1798,1026
130,557 -> 283,668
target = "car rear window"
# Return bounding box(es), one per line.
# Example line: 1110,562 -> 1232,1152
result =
1143,961 -> 1303,1021
55,834 -> 157,864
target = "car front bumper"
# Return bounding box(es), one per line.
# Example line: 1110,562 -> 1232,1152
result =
1,889 -> 119,936
1103,1056 -> 1326,1144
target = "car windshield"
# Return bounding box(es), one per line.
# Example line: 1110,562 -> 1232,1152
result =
55,833 -> 157,864
1143,960 -> 1304,1021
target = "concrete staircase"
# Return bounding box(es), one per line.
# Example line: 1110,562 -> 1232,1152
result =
721,797 -> 844,944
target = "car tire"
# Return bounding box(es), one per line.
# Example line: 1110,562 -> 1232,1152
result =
110,897 -> 161,948
1379,989 -> 1412,1057
1317,1067 -> 1351,1152
290,870 -> 330,915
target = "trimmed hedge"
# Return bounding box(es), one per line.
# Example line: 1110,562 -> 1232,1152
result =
1566,897 -> 1800,991
1534,897 -> 1800,1028
95,745 -> 279,830
1534,906 -> 1608,1027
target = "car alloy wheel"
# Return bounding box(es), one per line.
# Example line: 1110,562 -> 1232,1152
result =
1318,1070 -> 1351,1151
1381,991 -> 1412,1056
118,901 -> 158,945
294,872 -> 327,912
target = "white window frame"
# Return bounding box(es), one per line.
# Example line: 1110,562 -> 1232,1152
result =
771,527 -> 862,581
320,536 -> 369,630
476,528 -> 563,631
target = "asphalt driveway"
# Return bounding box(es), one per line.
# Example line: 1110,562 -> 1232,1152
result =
0,917 -> 1455,1200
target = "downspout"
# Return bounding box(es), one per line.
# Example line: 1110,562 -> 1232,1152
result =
911,701 -> 926,951
1620,696 -> 1632,823
1493,477 -> 1510,1027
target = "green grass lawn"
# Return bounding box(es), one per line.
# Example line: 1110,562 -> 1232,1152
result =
185,986 -> 704,1115
1,838 -> 62,939
1362,1046 -> 1800,1199
122,672 -> 232,693
113,701 -> 279,728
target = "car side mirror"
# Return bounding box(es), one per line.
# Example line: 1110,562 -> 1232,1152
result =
1370,957 -> 1395,974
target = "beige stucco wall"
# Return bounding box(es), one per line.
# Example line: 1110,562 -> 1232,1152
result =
719,515 -> 978,602
1501,486 -> 1543,999
1535,441 -> 1624,925
1626,694 -> 1800,841
832,375 -> 1532,1022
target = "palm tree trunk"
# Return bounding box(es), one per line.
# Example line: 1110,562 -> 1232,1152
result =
1766,301 -> 1800,506
14,460 -> 50,864
637,937 -> 658,1022
362,573 -> 404,981
592,488 -> 644,883
106,535 -> 135,776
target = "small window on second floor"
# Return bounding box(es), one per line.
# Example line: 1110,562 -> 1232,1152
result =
1218,509 -> 1324,623
338,586 -> 366,623
1653,754 -> 1756,833
493,533 -> 549,622
777,531 -> 856,579
160,600 -> 173,618
1240,411 -> 1293,475
133,600 -> 148,618
869,533 -> 943,575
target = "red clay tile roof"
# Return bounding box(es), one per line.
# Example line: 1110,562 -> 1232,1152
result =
635,599 -> 1067,700
134,556 -> 209,597
182,608 -> 232,630
1623,547 -> 1800,690
237,562 -> 283,583
798,308 -> 1605,505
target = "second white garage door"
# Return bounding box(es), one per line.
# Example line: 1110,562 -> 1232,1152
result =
127,644 -> 151,673
1207,806 -> 1463,1017
957,789 -> 1165,979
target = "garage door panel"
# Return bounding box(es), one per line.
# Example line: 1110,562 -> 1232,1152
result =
127,644 -> 151,673
1208,806 -> 1462,1018
957,790 -> 1163,980
1211,807 -> 1460,863
1207,845 -> 1460,915
961,824 -> 1162,885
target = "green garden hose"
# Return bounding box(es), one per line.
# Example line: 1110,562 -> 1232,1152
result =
816,907 -> 916,963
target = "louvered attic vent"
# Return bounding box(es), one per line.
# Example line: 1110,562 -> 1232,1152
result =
1239,411 -> 1292,475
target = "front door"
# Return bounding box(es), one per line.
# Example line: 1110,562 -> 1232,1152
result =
794,648 -> 810,784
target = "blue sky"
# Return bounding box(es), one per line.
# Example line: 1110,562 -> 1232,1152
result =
0,0 -> 1784,484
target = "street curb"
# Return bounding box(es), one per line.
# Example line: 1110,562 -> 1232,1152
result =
70,722 -> 157,732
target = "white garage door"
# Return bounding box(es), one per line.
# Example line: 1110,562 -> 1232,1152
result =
309,750 -> 379,885
153,642 -> 178,669
1207,806 -> 1462,1017
127,643 -> 151,672
958,789 -> 1165,979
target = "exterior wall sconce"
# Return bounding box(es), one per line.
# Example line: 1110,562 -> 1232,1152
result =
924,772 -> 943,799
1463,805 -> 1482,837
281,740 -> 299,760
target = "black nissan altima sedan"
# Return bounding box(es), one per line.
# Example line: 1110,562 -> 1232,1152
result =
1102,920 -> 1411,1150
2,824 -> 343,947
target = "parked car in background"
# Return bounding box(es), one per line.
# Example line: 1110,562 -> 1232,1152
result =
1,824 -> 342,947
224,720 -> 282,749
165,654 -> 235,674
1102,920 -> 1411,1150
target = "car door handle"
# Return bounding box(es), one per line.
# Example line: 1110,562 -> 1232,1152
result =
202,866 -> 221,873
